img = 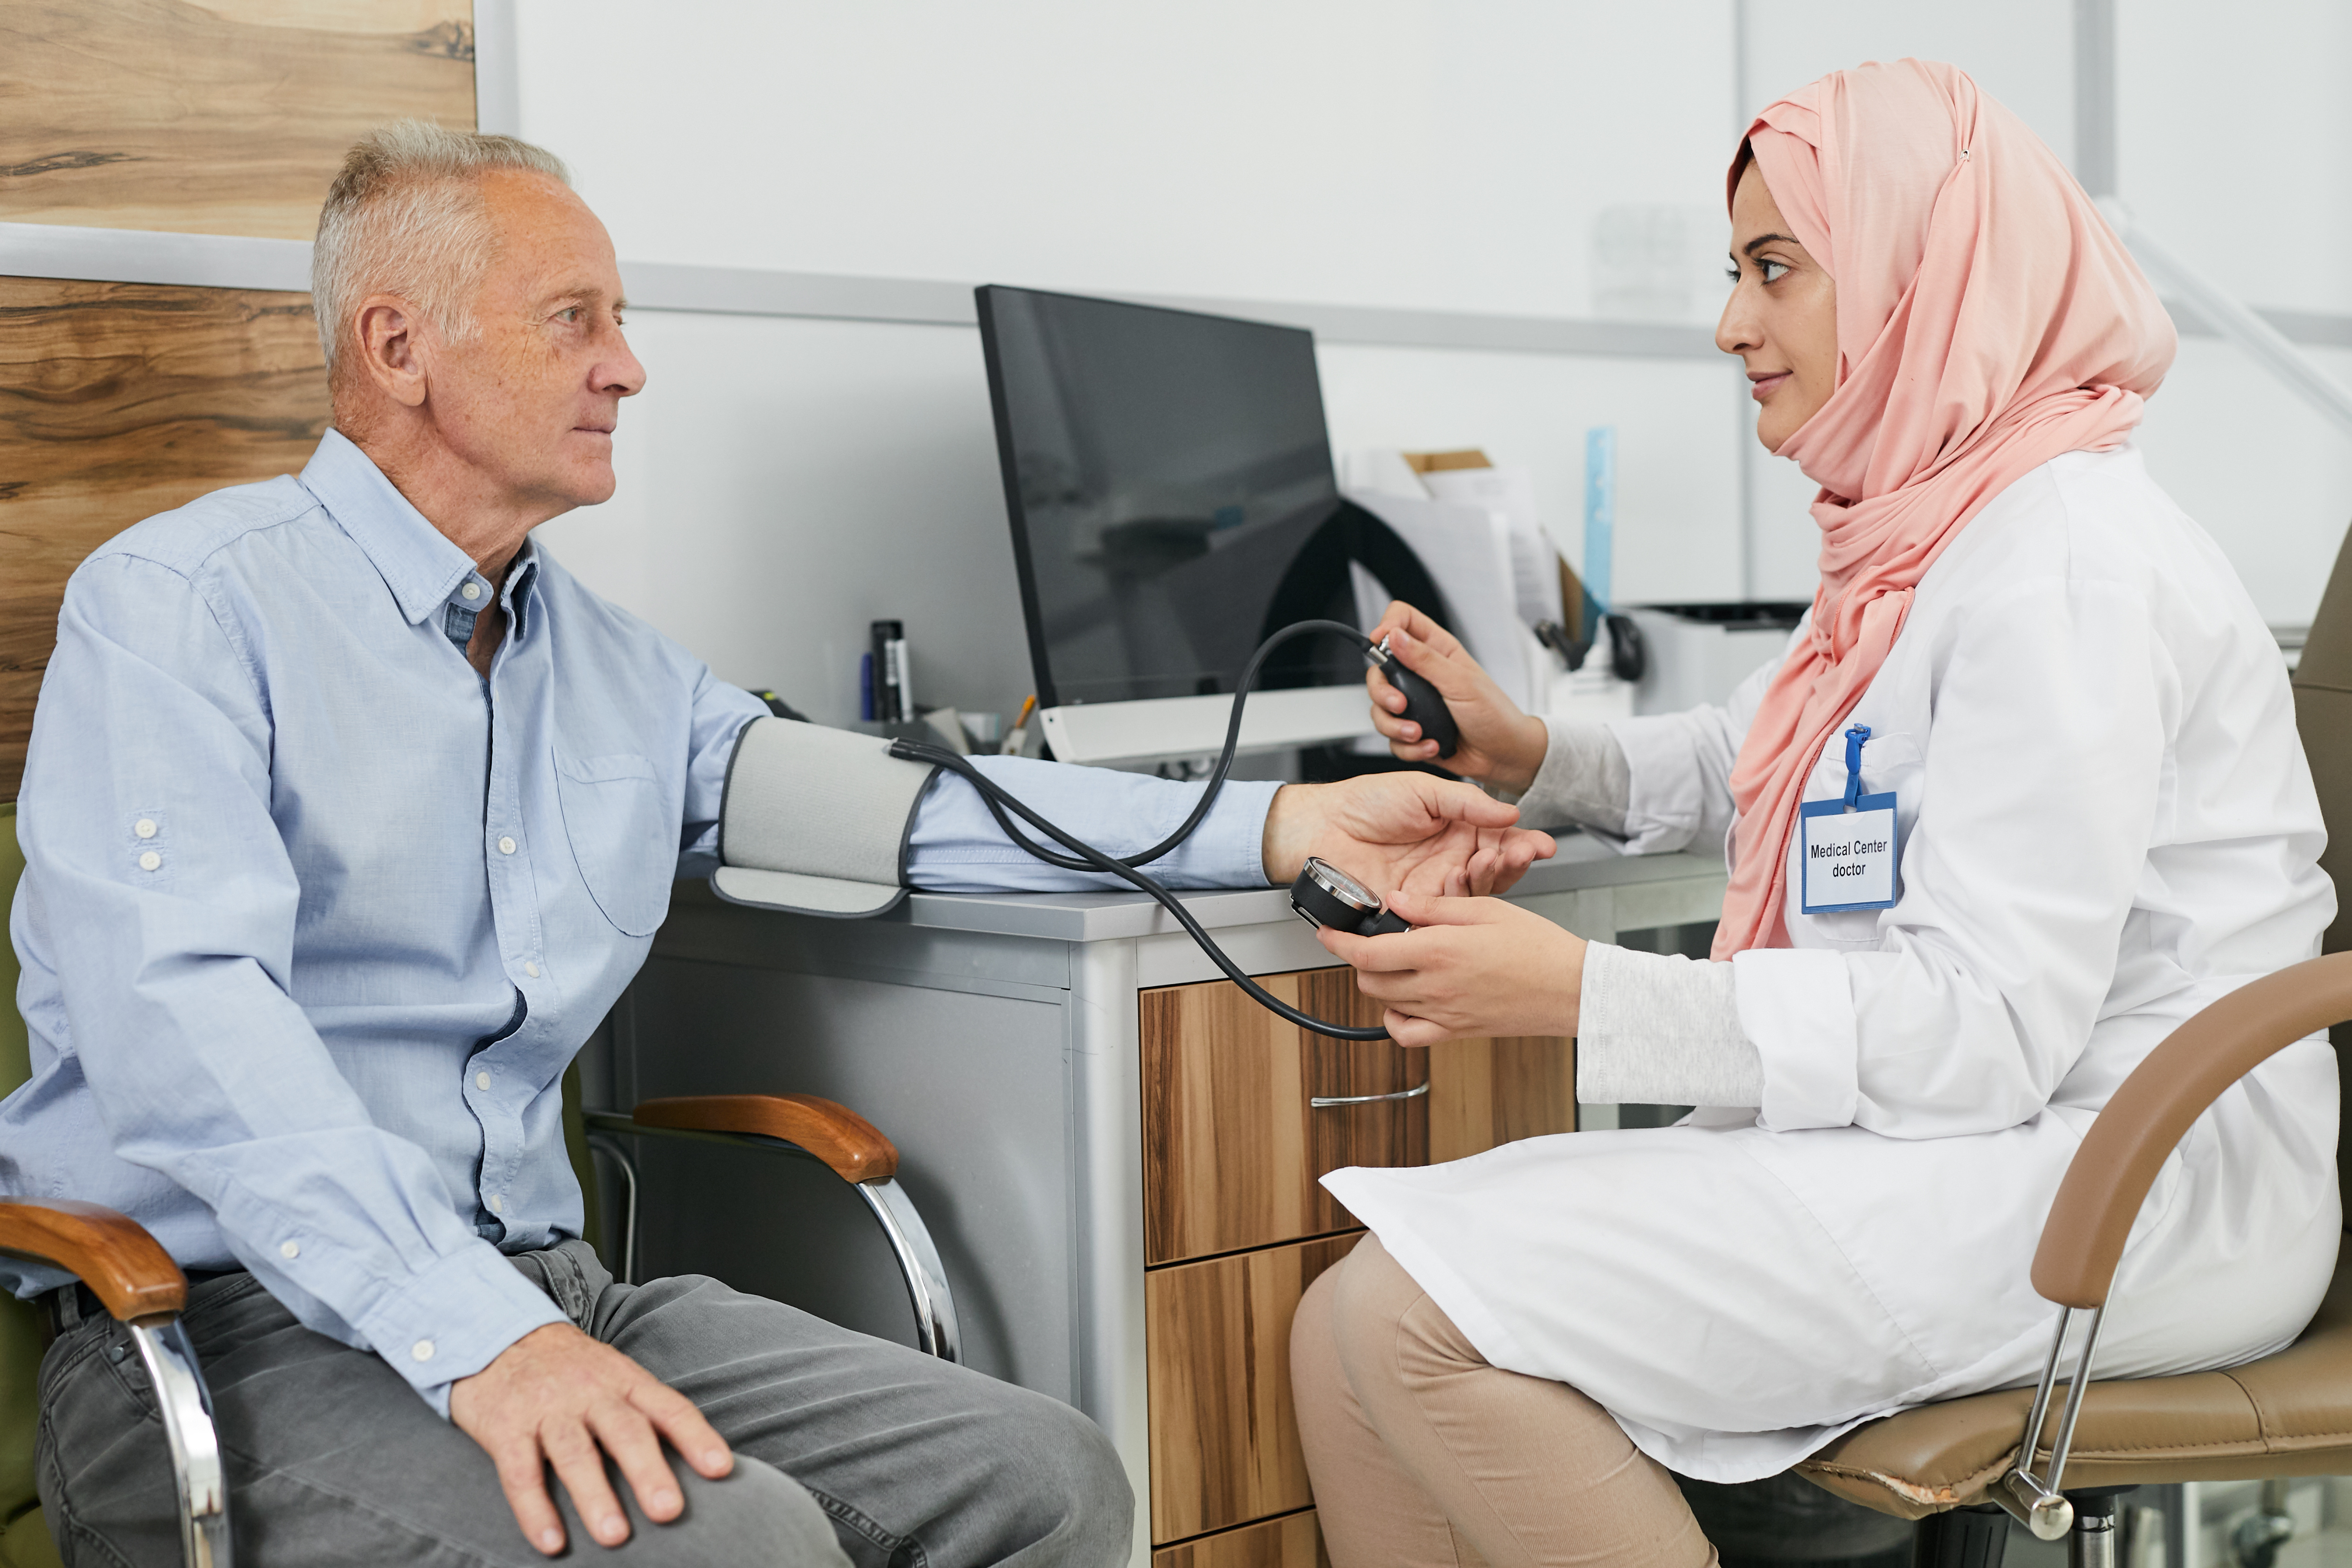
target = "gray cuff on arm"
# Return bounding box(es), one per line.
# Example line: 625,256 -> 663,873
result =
712,717 -> 939,917
1510,717 -> 1632,835
1575,942 -> 1764,1108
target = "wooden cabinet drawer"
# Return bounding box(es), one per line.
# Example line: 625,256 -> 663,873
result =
1143,968 -> 1420,1266
1152,1510 -> 1327,1568
1143,968 -> 1578,1265
1147,1234 -> 1358,1542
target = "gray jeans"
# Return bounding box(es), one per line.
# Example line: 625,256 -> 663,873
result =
35,1241 -> 1132,1567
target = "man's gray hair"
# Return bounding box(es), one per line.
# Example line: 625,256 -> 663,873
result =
312,121 -> 571,377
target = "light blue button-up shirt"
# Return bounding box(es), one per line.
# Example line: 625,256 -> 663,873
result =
4,430 -> 1276,1409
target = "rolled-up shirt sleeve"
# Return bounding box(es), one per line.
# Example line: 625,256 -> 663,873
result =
677,672 -> 768,874
20,554 -> 562,1412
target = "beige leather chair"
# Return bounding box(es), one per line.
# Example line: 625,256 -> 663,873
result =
1795,533 -> 2352,1568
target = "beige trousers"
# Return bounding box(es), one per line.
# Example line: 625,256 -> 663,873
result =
1290,1236 -> 1716,1568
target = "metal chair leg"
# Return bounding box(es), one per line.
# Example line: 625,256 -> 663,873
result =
2067,1491 -> 2129,1568
127,1317 -> 232,1567
1913,1504 -> 2010,1568
584,1130 -> 642,1285
851,1177 -> 961,1363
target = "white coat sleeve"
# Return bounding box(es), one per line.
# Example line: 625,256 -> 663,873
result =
1595,637 -> 1789,857
1732,578 -> 2168,1139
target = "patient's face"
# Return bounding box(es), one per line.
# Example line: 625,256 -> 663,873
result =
429,170 -> 645,517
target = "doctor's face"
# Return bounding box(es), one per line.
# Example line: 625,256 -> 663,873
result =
1717,162 -> 1838,454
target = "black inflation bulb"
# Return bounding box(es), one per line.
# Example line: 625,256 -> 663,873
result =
1370,636 -> 1462,760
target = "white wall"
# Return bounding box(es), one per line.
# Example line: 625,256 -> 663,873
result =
519,0 -> 1735,321
519,0 -> 1748,722
1737,0 -> 2352,620
2120,0 -> 2352,622
521,0 -> 2352,725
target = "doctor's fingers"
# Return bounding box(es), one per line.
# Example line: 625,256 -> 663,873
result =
1383,1008 -> 1461,1049
1372,601 -> 1463,662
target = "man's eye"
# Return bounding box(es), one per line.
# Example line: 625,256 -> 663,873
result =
557,307 -> 581,324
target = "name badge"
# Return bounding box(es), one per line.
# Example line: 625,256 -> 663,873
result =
1799,724 -> 1900,914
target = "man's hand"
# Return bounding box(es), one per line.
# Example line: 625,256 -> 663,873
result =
1312,888 -> 1587,1046
450,1323 -> 733,1556
1261,773 -> 1554,899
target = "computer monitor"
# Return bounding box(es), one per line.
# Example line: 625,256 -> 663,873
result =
975,285 -> 1446,714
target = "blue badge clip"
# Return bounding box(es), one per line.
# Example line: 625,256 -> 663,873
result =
1798,724 -> 1901,914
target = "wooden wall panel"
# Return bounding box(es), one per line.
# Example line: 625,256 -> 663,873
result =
0,279 -> 329,799
1152,1510 -> 1328,1568
0,0 -> 475,239
1147,1235 -> 1358,1543
1142,969 -> 1421,1266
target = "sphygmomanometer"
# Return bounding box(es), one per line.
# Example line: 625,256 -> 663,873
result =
715,620 -> 1461,1041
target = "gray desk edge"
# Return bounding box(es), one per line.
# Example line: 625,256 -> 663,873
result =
853,837 -> 1726,944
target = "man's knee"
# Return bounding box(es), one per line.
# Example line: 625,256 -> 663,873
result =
597,1458 -> 851,1568
972,1386 -> 1134,1564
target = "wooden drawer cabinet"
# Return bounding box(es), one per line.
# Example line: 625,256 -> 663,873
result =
1147,1235 -> 1357,1540
1141,966 -> 1575,1560
1144,968 -> 1412,1265
1152,1511 -> 1328,1568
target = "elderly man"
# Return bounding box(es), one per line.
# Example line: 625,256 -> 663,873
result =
3,124 -> 1548,1567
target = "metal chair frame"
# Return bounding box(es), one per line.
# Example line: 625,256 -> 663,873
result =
582,1113 -> 961,1363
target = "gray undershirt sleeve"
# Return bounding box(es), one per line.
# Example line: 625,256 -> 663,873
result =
1575,942 -> 1764,1109
1507,717 -> 1633,835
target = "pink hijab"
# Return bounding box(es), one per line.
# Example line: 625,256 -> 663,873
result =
1713,59 -> 2176,959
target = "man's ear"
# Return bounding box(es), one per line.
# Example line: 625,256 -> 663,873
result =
352,295 -> 430,410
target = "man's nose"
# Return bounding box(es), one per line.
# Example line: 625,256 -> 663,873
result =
597,330 -> 647,398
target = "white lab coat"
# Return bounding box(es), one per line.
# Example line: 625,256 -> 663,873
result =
1323,445 -> 2342,1483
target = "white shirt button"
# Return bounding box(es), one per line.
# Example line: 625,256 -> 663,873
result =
137,851 -> 161,872
412,1340 -> 435,1362
497,836 -> 516,855
133,819 -> 157,840
524,961 -> 540,979
279,1240 -> 299,1259
489,1194 -> 505,1213
461,581 -> 483,601
476,1071 -> 492,1091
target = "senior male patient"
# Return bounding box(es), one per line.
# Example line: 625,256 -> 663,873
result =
1,125 -> 1550,1568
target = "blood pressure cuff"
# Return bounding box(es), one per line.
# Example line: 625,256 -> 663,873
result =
712,717 -> 940,917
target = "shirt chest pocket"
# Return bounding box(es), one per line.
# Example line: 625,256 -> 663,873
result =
554,752 -> 676,937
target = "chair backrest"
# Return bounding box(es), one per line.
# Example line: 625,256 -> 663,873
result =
2290,523 -> 2352,1210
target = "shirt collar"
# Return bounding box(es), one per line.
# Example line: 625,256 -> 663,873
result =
299,429 -> 540,634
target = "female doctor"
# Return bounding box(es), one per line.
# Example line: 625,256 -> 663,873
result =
1292,59 -> 2339,1568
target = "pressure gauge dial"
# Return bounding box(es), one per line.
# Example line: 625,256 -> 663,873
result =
1289,856 -> 1413,937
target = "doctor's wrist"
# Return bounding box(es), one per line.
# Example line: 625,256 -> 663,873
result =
1487,712 -> 1553,797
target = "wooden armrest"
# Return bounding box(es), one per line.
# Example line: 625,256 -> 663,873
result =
2034,951 -> 2352,1310
0,1198 -> 187,1323
631,1094 -> 899,1183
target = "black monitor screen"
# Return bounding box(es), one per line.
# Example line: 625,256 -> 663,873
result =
977,285 -> 1443,708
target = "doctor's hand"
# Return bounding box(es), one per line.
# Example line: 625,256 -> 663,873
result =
1314,889 -> 1587,1047
451,1322 -> 734,1556
1365,601 -> 1550,793
1261,774 -> 1554,899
